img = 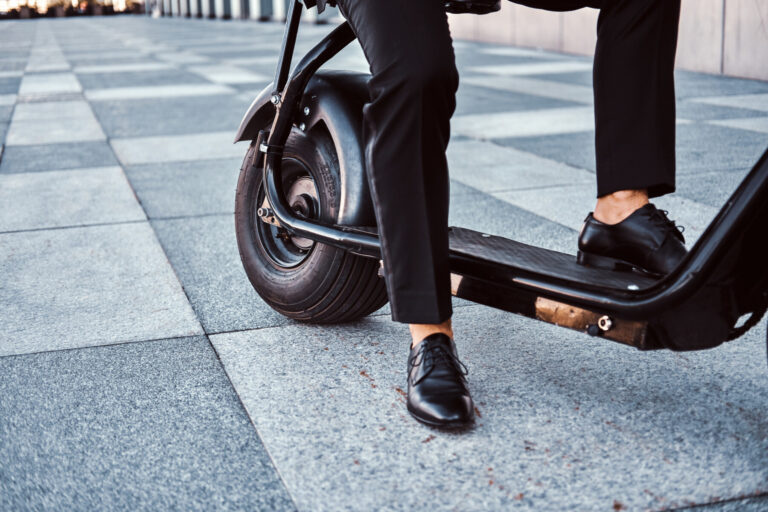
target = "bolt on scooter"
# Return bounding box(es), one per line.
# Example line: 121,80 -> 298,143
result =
233,0 -> 768,356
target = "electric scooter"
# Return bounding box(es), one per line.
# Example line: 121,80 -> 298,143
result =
233,0 -> 768,355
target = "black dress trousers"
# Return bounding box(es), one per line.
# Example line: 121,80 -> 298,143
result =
336,0 -> 681,324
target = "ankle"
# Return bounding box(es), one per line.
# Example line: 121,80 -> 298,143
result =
410,319 -> 453,348
594,189 -> 649,225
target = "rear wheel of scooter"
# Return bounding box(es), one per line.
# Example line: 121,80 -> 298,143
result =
235,127 -> 388,323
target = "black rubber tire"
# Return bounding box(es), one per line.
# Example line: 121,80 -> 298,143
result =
235,126 -> 388,323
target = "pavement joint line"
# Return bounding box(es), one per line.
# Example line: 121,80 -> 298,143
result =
0,218 -> 147,236
203,332 -> 302,512
664,491 -> 768,511
0,332 -> 199,361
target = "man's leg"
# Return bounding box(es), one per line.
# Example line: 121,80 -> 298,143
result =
578,0 -> 687,276
336,0 -> 474,427
509,0 -> 686,275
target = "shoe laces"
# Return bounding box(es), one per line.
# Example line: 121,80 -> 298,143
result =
650,207 -> 686,244
409,341 -> 469,385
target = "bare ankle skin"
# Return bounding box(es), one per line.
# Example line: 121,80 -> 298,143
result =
409,319 -> 453,348
593,189 -> 649,225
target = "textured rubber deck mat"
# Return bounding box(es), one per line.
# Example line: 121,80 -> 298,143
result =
448,226 -> 657,292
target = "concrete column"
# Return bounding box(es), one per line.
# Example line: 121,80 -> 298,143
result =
201,0 -> 214,17
230,0 -> 241,19
272,0 -> 286,21
214,0 -> 231,18
179,0 -> 190,17
189,0 -> 199,17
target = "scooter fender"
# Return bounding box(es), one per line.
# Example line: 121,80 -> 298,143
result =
234,71 -> 376,227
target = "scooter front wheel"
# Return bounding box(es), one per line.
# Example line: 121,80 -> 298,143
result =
235,126 -> 388,323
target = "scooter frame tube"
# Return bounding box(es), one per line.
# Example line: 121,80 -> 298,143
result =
260,1 -> 768,321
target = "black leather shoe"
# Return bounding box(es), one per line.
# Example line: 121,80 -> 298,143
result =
407,333 -> 474,428
577,203 -> 687,277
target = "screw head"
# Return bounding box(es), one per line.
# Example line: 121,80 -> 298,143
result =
299,122 -> 306,131
303,106 -> 310,116
270,95 -> 280,105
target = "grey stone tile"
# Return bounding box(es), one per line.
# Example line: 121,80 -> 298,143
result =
110,132 -> 244,165
534,69 -> 768,99
0,76 -> 21,94
674,70 -> 768,99
0,141 -> 119,174
676,168 -> 752,208
492,182 -> 718,243
0,106 -> 11,123
495,122 -> 768,175
710,117 -> 768,135
6,100 -> 105,146
676,98 -> 768,121
0,167 -> 146,232
495,130 -> 598,172
150,215 -> 295,334
450,186 -> 577,255
91,94 -> 251,138
447,139 -> 594,196
76,69 -> 212,90
210,305 -> 768,511
455,83 -> 581,117
0,223 -> 202,356
689,496 -> 768,511
0,336 -> 295,512
125,157 -> 241,218
454,106 -> 596,139
18,72 -> 82,96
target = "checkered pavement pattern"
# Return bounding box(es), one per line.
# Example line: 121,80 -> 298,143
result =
1,16 -> 767,511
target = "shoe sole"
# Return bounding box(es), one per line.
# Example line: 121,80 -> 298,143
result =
407,404 -> 475,430
577,250 -> 663,279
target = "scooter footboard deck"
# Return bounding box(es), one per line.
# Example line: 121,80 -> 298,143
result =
448,227 -> 656,292
447,227 -> 661,349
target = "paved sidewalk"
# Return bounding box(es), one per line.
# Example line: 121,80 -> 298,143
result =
1,16 -> 768,511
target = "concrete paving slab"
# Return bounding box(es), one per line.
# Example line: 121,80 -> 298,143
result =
709,117 -> 768,134
449,185 -> 577,255
469,61 -> 593,76
0,106 -> 11,124
187,64 -> 270,84
18,72 -> 82,96
0,76 -> 21,94
77,69 -> 212,90
692,93 -> 768,112
496,122 -> 768,175
492,182 -> 719,244
0,167 -> 146,232
210,305 -> 768,511
447,139 -> 594,194
455,83 -> 580,116
124,157 -> 240,218
110,131 -> 244,165
0,222 -> 202,356
155,52 -> 211,64
6,100 -> 105,146
0,336 -> 295,511
676,169 -> 751,208
461,75 -> 594,104
454,106 -> 596,139
676,98 -> 768,121
0,141 -> 119,174
674,71 -> 768,99
84,83 -> 235,101
73,62 -> 174,74
151,215 -> 297,334
90,94 -> 250,138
